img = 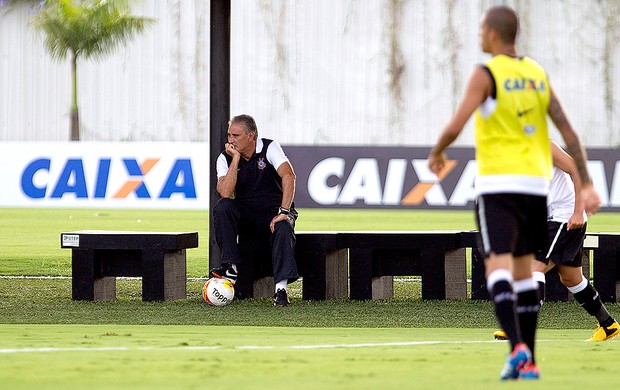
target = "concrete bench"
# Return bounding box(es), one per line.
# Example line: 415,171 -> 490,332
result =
294,230 -> 619,302
232,231 -> 348,301
71,228 -> 613,303
340,231 -> 467,300
61,230 -> 198,301
236,231 -> 465,301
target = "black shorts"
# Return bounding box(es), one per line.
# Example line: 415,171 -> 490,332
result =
475,193 -> 548,258
535,221 -> 587,267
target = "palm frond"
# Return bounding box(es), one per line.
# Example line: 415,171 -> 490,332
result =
30,0 -> 155,62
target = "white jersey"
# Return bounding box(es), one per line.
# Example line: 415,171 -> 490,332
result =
547,166 -> 587,223
216,138 -> 289,178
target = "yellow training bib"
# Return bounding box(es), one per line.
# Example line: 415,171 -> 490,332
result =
474,55 -> 552,185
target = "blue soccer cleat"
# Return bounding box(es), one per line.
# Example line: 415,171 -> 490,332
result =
519,362 -> 540,380
499,343 -> 531,381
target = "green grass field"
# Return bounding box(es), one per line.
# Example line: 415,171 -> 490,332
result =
1,208 -> 619,388
1,326 -> 617,389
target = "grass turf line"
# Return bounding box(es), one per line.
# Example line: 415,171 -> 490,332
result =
0,325 -> 617,389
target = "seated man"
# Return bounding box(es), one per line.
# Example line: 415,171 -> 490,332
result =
494,140 -> 619,341
210,114 -> 299,307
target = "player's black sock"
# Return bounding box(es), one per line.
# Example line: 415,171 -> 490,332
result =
537,282 -> 545,306
571,279 -> 613,326
601,316 -> 616,328
488,272 -> 520,350
515,281 -> 540,364
532,271 -> 546,306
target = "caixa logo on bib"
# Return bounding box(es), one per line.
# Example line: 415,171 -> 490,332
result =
20,157 -> 196,200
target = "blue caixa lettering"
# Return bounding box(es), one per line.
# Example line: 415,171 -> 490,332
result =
20,158 -> 196,200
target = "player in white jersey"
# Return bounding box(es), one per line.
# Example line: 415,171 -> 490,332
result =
494,140 -> 619,341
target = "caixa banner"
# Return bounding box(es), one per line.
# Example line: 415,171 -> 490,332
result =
1,142 -> 618,211
286,146 -> 620,212
0,142 -> 209,209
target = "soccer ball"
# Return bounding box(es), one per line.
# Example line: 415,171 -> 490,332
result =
202,278 -> 235,306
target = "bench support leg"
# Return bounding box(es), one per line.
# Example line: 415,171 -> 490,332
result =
72,249 -> 95,300
372,276 -> 393,299
163,250 -> 187,300
325,249 -> 348,299
470,247 -> 488,300
253,277 -> 275,299
444,248 -> 467,299
420,249 -> 445,300
142,249 -> 187,301
593,249 -> 619,303
93,277 -> 116,301
297,236 -> 347,301
71,249 -> 117,301
350,248 -> 372,300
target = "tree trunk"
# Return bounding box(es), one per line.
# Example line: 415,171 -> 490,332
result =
70,52 -> 80,141
70,109 -> 79,141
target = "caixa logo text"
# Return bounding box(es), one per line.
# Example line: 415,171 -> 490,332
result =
307,157 -> 476,206
21,158 -> 196,199
306,157 -> 620,208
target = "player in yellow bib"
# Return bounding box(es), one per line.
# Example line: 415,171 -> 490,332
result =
475,55 -> 552,186
428,5 -> 601,381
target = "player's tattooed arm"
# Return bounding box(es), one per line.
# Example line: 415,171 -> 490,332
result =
548,85 -> 601,214
547,87 -> 591,186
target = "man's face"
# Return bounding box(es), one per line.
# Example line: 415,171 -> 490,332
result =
479,14 -> 492,53
227,122 -> 254,154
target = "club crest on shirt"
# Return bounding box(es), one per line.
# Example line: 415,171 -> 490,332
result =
257,157 -> 267,170
523,125 -> 536,135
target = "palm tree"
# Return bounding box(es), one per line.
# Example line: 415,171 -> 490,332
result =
30,0 -> 155,141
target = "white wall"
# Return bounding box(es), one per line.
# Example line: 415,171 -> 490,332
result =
1,0 -> 619,146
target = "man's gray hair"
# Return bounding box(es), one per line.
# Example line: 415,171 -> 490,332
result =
229,114 -> 258,138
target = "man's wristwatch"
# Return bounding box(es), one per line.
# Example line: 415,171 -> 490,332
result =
278,207 -> 290,216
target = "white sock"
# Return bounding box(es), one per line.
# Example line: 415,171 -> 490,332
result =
275,279 -> 287,292
567,275 -> 588,294
532,271 -> 546,284
513,277 -> 538,294
486,268 -> 513,292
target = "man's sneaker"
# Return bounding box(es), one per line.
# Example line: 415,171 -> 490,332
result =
493,330 -> 508,340
274,288 -> 289,307
209,265 -> 238,285
588,321 -> 620,341
499,343 -> 531,381
519,362 -> 540,380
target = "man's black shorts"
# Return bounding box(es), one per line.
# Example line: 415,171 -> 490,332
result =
535,221 -> 587,267
475,193 -> 548,258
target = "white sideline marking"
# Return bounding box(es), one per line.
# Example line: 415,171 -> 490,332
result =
0,339 -> 568,354
238,341 -> 480,349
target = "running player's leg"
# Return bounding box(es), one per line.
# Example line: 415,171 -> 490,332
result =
532,259 -> 548,306
513,254 -> 540,364
477,195 -> 523,349
558,264 -> 619,341
551,223 -> 619,340
477,194 -> 533,380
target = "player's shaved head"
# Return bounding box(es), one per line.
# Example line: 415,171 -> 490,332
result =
484,6 -> 519,44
